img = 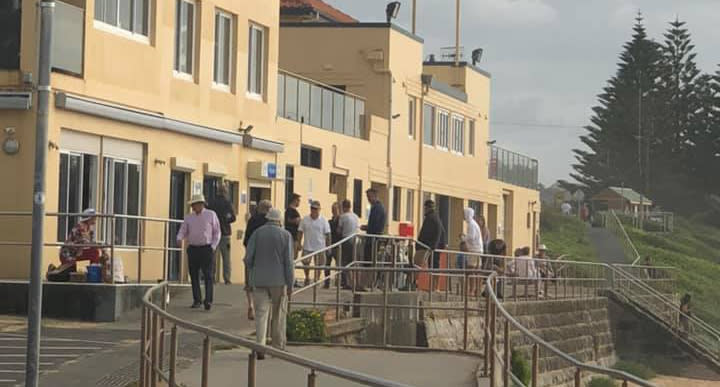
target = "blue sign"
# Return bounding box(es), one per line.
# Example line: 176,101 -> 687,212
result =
266,163 -> 277,179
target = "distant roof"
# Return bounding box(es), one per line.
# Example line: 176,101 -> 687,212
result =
608,187 -> 653,205
280,0 -> 358,23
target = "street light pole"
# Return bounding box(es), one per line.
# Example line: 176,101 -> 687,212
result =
26,2 -> 55,386
455,0 -> 461,66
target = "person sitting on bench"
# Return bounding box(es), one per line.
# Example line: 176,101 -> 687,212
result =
48,209 -> 105,280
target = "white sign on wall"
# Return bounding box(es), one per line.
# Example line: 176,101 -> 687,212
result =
192,180 -> 203,196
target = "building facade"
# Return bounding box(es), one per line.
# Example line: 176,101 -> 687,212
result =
0,0 -> 540,282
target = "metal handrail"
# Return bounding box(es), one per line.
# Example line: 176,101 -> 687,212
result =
608,210 -> 642,265
484,271 -> 655,387
141,282 -> 410,387
611,265 -> 720,341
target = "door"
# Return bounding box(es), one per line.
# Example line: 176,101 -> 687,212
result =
168,171 -> 188,281
436,194 -> 450,246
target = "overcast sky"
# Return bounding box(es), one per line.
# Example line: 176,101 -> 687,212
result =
325,0 -> 720,185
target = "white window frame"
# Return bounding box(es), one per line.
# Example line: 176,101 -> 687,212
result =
422,103 -> 435,146
93,0 -> 151,42
57,151 -> 99,241
247,23 -> 266,98
405,189 -> 415,222
436,109 -> 450,150
451,114 -> 465,155
213,9 -> 234,91
103,157 -> 143,247
174,0 -> 196,80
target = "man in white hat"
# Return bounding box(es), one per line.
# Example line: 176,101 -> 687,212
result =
177,194 -> 221,310
244,208 -> 294,359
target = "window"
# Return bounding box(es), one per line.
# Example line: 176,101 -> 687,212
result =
469,200 -> 483,217
103,158 -> 142,246
333,93 -> 344,133
321,89 -> 334,130
353,179 -> 363,218
203,176 -> 221,203
309,85 -> 322,128
452,115 -> 465,154
436,110 -> 449,149
95,0 -> 149,36
248,24 -> 265,96
277,73 -> 285,116
0,2 -> 21,69
57,153 -> 98,241
284,165 -> 295,207
213,10 -> 233,87
284,76 -> 298,120
408,98 -> 416,138
405,189 -> 415,222
298,80 -> 311,123
392,187 -> 402,221
423,104 -> 435,145
468,120 -> 476,156
174,0 -> 195,76
300,146 -> 322,169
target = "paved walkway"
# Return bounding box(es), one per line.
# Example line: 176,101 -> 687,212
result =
587,226 -> 630,264
177,346 -> 482,387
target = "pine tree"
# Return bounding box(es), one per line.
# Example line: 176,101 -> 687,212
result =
688,69 -> 720,194
571,14 -> 662,195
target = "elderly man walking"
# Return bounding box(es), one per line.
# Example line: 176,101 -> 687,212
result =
177,194 -> 221,311
242,199 -> 272,321
244,208 -> 294,359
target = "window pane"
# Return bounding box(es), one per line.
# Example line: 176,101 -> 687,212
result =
94,0 -> 105,21
284,76 -> 298,120
423,104 -> 434,145
126,164 -> 141,245
408,99 -> 415,137
68,155 -> 82,230
214,13 -> 231,85
353,179 -> 362,218
184,3 -> 194,73
82,155 -> 98,211
392,186 -> 401,221
113,162 -> 127,244
222,16 -> 231,83
103,0 -> 118,25
333,92 -> 344,133
406,189 -> 414,222
469,120 -> 475,155
133,0 -> 148,35
57,154 -> 69,241
310,85 -> 322,127
118,0 -> 131,30
213,14 -> 220,82
248,27 -> 257,93
298,80 -> 310,123
321,89 -> 333,130
344,96 -> 355,136
254,29 -> 263,93
277,73 -> 285,117
355,99 -> 365,138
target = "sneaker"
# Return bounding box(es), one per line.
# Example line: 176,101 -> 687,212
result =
225,280 -> 232,285
304,278 -> 311,287
204,303 -> 212,311
256,352 -> 266,360
191,302 -> 202,309
322,283 -> 330,289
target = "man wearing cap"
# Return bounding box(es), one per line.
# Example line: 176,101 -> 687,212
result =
177,194 -> 221,311
244,208 -> 294,358
298,201 -> 331,286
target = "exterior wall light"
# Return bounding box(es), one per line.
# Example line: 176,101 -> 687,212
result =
386,2 -> 401,23
3,127 -> 19,155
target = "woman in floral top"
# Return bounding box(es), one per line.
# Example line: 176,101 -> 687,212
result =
59,209 -> 101,267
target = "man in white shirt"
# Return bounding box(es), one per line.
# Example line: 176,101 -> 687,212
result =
338,199 -> 360,290
298,201 -> 331,286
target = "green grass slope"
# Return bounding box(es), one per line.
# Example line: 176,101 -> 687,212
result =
540,209 -> 597,263
625,216 -> 720,326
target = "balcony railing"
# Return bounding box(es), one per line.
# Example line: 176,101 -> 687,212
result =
488,145 -> 539,190
277,70 -> 367,139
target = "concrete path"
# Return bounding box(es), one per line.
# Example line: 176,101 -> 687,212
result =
587,226 -> 630,264
177,346 -> 481,387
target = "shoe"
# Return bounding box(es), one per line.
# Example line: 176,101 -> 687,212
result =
341,285 -> 353,291
256,352 -> 265,360
304,278 -> 311,287
191,302 -> 202,309
204,303 -> 212,311
225,280 -> 232,285
323,283 -> 330,289
247,307 -> 255,321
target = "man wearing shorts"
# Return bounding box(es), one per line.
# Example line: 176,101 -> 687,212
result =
298,201 -> 331,286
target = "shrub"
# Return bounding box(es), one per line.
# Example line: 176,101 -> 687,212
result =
286,309 -> 327,343
588,377 -> 616,387
510,350 -> 531,386
614,360 -> 656,380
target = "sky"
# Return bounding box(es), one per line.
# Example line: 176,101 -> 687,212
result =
324,0 -> 720,185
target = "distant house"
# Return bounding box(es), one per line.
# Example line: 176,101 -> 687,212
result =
591,187 -> 653,214
540,182 -> 572,208
280,0 -> 358,23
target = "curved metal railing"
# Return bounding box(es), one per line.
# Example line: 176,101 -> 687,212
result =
606,210 -> 642,265
139,282 -> 411,387
483,271 -> 655,387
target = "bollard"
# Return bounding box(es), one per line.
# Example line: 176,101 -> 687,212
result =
248,351 -> 257,387
503,319 -> 510,387
307,369 -> 317,387
169,325 -> 178,387
531,344 -> 539,387
201,336 -> 211,387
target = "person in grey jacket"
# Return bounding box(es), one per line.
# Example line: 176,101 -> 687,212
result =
244,208 -> 294,359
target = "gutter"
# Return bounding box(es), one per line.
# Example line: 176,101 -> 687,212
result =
332,144 -> 350,176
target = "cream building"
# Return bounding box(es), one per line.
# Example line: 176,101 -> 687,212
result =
0,0 -> 539,282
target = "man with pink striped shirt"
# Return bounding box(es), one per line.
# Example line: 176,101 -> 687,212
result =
177,194 -> 221,311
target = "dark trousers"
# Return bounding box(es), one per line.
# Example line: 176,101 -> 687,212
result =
340,240 -> 355,287
324,245 -> 340,287
188,245 -> 214,305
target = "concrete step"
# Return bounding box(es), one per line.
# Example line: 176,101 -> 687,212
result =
511,308 -> 610,330
503,297 -> 608,317
505,323 -> 613,347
